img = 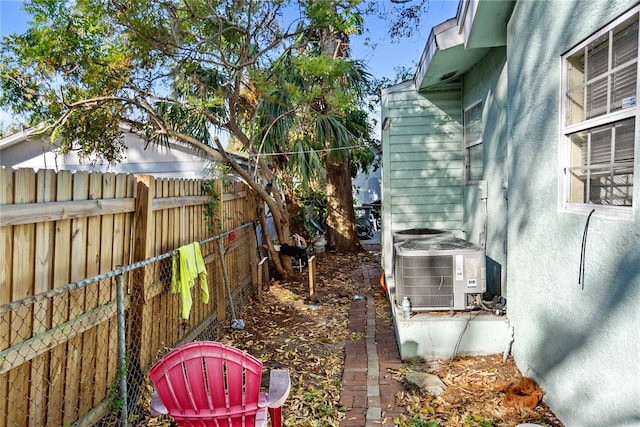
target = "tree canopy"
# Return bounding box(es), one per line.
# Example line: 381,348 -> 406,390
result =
2,0 -> 383,275
3,1 -> 356,155
1,0 -> 434,274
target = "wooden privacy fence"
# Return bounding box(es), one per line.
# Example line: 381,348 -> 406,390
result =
0,168 -> 266,426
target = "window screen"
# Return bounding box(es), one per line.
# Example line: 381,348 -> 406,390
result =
464,102 -> 483,183
565,14 -> 638,125
567,118 -> 634,206
562,6 -> 638,213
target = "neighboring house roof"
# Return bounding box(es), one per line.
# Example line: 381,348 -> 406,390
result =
0,126 -> 233,179
414,0 -> 514,90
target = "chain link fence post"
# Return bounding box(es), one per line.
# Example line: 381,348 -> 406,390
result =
116,268 -> 128,427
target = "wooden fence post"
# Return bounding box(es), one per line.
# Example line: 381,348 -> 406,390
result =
257,257 -> 268,302
133,174 -> 154,263
308,256 -> 316,301
215,179 -> 224,234
130,174 -> 154,371
0,168 -> 14,426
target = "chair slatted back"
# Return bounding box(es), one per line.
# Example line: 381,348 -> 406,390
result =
149,341 -> 264,427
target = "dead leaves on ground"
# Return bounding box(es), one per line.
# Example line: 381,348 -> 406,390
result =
146,250 -> 563,427
387,344 -> 563,427
218,252 -> 376,426
225,250 -> 563,427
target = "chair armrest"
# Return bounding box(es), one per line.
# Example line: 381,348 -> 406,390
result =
150,390 -> 169,416
259,369 -> 291,409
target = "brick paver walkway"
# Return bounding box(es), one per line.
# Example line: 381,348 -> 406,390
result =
340,256 -> 405,426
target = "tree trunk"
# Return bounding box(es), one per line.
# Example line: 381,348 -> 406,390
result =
320,15 -> 362,253
256,195 -> 293,278
326,154 -> 362,252
211,137 -> 295,278
283,182 -> 305,237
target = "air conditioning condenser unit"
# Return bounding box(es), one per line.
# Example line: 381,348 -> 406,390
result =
394,237 -> 486,311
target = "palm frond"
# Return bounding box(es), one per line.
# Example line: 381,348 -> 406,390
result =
288,139 -> 324,185
314,114 -> 354,149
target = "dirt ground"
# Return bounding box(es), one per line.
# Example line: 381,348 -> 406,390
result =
149,250 -> 565,426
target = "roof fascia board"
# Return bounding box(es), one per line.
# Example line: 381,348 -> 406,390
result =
0,122 -> 135,151
461,0 -> 514,49
461,0 -> 479,49
414,18 -> 461,92
382,80 -> 416,96
0,129 -> 34,150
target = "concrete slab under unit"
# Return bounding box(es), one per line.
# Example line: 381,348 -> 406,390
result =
392,307 -> 512,360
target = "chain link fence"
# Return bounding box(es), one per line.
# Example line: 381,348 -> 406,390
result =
0,224 -> 258,426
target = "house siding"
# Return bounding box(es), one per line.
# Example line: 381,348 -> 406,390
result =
506,1 -> 640,425
381,81 -> 464,278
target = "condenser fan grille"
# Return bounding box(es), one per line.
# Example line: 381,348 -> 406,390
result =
396,255 -> 453,308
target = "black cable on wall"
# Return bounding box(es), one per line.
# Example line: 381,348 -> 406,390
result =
578,209 -> 596,290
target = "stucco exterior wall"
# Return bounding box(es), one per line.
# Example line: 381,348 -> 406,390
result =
461,47 -> 509,298
506,1 -> 640,425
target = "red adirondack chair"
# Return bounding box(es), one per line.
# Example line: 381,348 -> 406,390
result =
149,341 -> 291,427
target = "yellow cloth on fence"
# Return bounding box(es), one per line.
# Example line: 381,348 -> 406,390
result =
171,241 -> 209,320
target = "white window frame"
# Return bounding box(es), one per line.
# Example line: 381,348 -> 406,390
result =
559,5 -> 639,220
464,100 -> 483,185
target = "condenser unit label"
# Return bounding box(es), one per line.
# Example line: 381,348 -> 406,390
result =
455,254 -> 464,281
467,279 -> 477,288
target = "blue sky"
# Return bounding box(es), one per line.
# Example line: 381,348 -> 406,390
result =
0,0 -> 459,126
351,0 -> 459,79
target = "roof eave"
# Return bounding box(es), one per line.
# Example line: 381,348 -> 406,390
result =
414,0 -> 514,91
414,18 -> 462,91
